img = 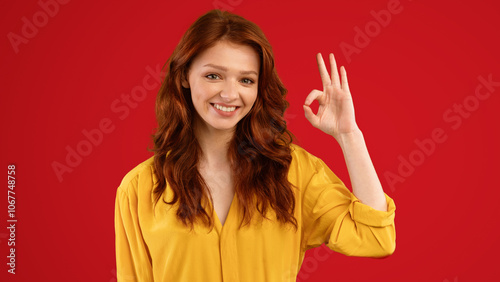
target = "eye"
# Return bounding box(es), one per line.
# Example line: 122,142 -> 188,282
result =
206,74 -> 221,80
241,78 -> 255,85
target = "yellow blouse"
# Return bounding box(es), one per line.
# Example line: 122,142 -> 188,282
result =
114,144 -> 396,281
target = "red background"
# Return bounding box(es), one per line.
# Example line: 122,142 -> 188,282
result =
1,0 -> 499,281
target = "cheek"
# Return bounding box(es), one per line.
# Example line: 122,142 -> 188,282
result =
243,88 -> 258,106
190,82 -> 216,103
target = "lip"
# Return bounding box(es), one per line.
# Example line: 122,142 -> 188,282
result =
210,103 -> 240,117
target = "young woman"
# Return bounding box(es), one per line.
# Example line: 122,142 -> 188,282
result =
115,9 -> 396,282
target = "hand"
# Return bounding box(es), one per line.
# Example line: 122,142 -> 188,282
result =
303,53 -> 360,141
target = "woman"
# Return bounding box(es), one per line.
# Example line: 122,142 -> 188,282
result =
115,9 -> 396,282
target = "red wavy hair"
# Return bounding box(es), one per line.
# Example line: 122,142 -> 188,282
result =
152,9 -> 297,232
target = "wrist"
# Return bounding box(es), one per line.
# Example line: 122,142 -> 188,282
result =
336,128 -> 364,151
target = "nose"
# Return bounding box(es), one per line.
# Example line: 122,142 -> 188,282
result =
219,80 -> 238,102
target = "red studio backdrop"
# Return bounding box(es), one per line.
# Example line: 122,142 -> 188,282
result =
1,0 -> 499,281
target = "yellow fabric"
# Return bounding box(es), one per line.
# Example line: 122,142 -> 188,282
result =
114,144 -> 396,281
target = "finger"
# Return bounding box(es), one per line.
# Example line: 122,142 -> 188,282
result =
304,89 -> 323,106
329,53 -> 341,88
316,53 -> 331,86
303,105 -> 320,128
340,66 -> 350,93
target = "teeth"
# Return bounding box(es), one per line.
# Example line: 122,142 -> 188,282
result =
213,104 -> 236,112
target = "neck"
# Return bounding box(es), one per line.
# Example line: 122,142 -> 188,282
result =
194,118 -> 234,168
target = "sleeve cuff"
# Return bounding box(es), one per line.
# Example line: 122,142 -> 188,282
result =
349,193 -> 396,227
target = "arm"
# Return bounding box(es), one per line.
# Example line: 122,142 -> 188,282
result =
303,53 -> 387,211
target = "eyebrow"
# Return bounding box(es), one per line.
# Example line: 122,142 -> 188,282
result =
203,63 -> 258,76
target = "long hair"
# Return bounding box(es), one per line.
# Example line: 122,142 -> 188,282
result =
152,9 -> 297,232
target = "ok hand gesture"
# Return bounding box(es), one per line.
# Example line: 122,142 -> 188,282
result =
303,53 -> 360,141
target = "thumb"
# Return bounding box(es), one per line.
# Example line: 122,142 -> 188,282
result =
303,105 -> 320,128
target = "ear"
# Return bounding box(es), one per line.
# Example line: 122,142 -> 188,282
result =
181,75 -> 190,89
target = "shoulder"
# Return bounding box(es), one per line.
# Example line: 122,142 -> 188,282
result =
289,143 -> 324,169
117,156 -> 156,195
288,143 -> 323,180
288,143 -> 344,188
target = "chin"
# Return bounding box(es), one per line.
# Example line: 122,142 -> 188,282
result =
210,123 -> 238,132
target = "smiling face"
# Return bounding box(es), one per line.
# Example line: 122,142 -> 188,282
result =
183,40 -> 260,135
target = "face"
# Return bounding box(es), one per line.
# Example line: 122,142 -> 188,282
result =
183,40 -> 260,134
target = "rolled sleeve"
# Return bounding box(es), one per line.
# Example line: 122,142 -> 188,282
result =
323,191 -> 396,258
349,193 -> 396,227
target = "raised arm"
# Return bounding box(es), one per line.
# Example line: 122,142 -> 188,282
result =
303,53 -> 387,211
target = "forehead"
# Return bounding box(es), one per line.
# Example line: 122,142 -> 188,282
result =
190,41 -> 260,73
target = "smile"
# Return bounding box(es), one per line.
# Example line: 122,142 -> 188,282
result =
212,103 -> 237,112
